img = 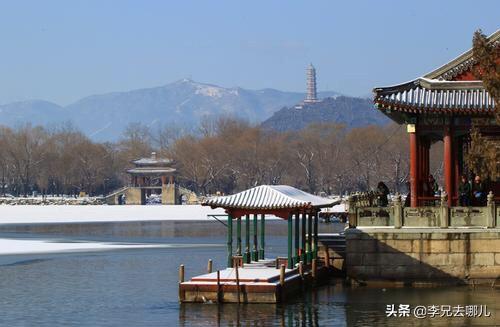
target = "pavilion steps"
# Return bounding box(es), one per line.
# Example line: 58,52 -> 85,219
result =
317,233 -> 346,276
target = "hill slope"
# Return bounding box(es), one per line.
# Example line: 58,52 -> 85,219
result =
260,96 -> 389,132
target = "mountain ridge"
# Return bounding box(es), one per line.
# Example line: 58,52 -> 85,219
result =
0,79 -> 382,140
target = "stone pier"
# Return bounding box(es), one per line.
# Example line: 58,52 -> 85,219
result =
346,228 -> 500,285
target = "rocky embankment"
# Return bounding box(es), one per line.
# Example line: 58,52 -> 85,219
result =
0,197 -> 105,205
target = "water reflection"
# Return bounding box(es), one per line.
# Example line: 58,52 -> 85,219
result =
178,284 -> 341,327
0,224 -> 498,326
179,281 -> 499,327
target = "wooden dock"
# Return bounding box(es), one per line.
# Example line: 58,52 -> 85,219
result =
179,259 -> 330,303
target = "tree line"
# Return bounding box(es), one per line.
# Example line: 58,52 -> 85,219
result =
1,31 -> 494,198
0,119 -> 446,197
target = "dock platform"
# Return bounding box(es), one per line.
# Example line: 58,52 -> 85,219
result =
179,259 -> 330,303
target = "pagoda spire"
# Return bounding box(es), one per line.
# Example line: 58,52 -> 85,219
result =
304,63 -> 318,103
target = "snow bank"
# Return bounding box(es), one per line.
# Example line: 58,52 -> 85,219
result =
0,238 -> 223,255
0,205 -> 226,224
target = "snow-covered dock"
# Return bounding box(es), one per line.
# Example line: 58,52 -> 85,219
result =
179,260 -> 330,303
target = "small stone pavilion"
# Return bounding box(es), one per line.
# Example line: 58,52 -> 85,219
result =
106,152 -> 198,205
125,152 -> 177,204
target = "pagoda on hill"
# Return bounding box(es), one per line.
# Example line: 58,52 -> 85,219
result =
304,63 -> 319,104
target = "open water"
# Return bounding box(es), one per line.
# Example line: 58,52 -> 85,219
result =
0,223 -> 498,326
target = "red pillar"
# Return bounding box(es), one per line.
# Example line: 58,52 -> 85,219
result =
417,138 -> 421,197
443,126 -> 453,207
410,130 -> 418,207
453,138 -> 461,205
418,137 -> 425,198
425,141 -> 430,179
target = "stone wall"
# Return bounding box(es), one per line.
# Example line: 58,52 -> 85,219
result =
125,188 -> 145,205
0,197 -> 105,205
161,184 -> 177,205
346,228 -> 500,285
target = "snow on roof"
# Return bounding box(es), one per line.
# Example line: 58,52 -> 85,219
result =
203,185 -> 339,210
132,152 -> 173,166
132,158 -> 173,165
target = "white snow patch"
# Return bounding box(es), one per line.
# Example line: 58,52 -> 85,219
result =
195,85 -> 224,98
0,205 -> 281,224
322,203 -> 346,213
0,238 -> 222,255
0,205 -> 225,224
88,122 -> 112,137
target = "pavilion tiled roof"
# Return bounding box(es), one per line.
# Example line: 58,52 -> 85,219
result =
373,29 -> 499,116
203,185 -> 338,210
424,30 -> 499,81
132,157 -> 173,166
374,78 -> 495,115
126,167 -> 176,175
132,152 -> 173,167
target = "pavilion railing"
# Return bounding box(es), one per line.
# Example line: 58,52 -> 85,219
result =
350,192 -> 498,229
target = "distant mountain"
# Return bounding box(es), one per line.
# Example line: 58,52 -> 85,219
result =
0,79 -> 339,140
0,100 -> 66,126
260,96 -> 389,132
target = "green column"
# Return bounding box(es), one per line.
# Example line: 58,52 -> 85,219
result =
259,214 -> 265,259
287,213 -> 293,269
313,211 -> 319,259
252,214 -> 258,261
294,213 -> 300,265
236,217 -> 242,256
227,214 -> 233,267
245,214 -> 251,263
307,213 -> 313,263
301,211 -> 306,264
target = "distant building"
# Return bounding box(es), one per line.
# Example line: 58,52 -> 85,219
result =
304,63 -> 319,104
105,152 -> 198,205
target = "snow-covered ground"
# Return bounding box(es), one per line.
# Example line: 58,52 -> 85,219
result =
0,205 -> 286,224
0,238 -> 223,256
0,238 -> 191,255
0,205 -> 227,224
0,205 -> 281,255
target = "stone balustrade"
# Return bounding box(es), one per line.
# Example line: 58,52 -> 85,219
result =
350,192 -> 498,229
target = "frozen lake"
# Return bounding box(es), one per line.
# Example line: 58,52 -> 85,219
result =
0,220 -> 498,326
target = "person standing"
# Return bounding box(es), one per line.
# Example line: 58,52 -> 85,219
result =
472,175 -> 487,206
376,182 -> 390,207
428,174 -> 439,195
458,175 -> 471,207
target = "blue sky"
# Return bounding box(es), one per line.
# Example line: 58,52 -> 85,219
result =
0,0 -> 498,105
